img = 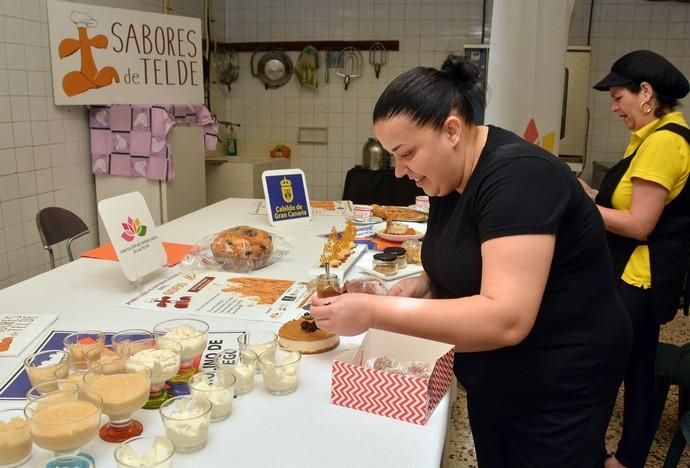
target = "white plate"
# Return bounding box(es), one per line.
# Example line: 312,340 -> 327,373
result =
347,215 -> 384,226
308,244 -> 368,282
358,263 -> 424,281
373,222 -> 427,242
407,204 -> 429,214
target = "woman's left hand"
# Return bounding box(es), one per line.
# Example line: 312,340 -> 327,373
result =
310,293 -> 376,336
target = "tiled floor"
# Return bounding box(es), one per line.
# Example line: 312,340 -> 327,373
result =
442,313 -> 690,467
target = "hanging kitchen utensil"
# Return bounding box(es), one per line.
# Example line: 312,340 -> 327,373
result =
214,49 -> 239,92
369,42 -> 387,79
323,49 -> 329,83
336,47 -> 362,91
250,49 -> 294,90
294,46 -> 319,90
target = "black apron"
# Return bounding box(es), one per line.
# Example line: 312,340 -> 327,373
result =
596,123 -> 690,324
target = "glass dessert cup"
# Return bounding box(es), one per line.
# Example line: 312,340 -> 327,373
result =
124,338 -> 182,410
316,273 -> 342,298
152,319 -> 209,384
62,331 -> 105,364
215,347 -> 257,395
258,348 -> 302,396
23,350 -> 70,389
111,329 -> 155,357
237,331 -> 278,373
0,408 -> 32,467
84,344 -> 122,368
84,360 -> 151,443
26,380 -> 80,401
114,435 -> 175,468
32,454 -> 94,468
188,370 -> 236,421
24,388 -> 102,463
158,396 -> 211,453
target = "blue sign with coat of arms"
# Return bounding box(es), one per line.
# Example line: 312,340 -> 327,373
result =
261,169 -> 312,225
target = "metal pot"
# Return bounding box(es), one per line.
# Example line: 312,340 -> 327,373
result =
362,138 -> 390,170
250,50 -> 293,89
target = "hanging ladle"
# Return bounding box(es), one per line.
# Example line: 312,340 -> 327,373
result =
369,42 -> 387,79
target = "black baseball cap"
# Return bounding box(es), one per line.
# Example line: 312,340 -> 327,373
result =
593,50 -> 689,99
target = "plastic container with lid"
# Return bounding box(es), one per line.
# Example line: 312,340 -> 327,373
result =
372,253 -> 398,276
383,247 -> 407,269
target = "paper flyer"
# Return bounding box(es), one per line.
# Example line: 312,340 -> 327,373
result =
0,314 -> 58,357
0,330 -> 246,400
250,200 -> 353,217
124,271 -> 314,322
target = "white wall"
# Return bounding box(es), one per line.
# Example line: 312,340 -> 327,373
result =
0,0 -> 222,288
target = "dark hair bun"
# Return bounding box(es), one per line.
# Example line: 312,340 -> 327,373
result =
440,55 -> 480,91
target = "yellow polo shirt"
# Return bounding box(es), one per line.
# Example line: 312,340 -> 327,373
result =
611,111 -> 690,288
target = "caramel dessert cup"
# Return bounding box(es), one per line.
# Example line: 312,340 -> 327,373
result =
26,380 -> 79,401
152,319 -> 208,384
0,408 -> 32,467
84,360 -> 151,443
23,350 -> 70,389
24,388 -> 102,460
62,331 -> 105,363
111,329 -> 155,357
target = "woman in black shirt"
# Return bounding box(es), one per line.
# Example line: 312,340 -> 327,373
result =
310,55 -> 631,467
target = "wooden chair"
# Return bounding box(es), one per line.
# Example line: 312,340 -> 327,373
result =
36,207 -> 89,269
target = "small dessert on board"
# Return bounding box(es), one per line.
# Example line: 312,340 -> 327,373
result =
278,313 -> 340,354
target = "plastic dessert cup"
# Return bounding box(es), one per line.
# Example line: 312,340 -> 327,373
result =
188,370 -> 236,421
62,331 -> 105,363
258,348 -> 302,395
114,435 -> 175,468
25,380 -> 79,401
159,396 -> 212,453
237,331 -> 278,373
215,348 -> 257,395
152,319 -> 209,384
0,408 -> 32,467
84,360 -> 151,443
125,338 -> 182,409
23,350 -> 70,389
24,388 -> 102,462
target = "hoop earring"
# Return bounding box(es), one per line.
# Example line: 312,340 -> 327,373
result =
640,100 -> 653,114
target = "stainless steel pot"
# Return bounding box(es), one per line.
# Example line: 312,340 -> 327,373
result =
362,138 -> 390,170
250,50 -> 294,89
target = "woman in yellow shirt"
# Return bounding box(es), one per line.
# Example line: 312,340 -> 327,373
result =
581,50 -> 690,468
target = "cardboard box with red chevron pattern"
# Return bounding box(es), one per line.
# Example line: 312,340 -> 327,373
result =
330,329 -> 454,425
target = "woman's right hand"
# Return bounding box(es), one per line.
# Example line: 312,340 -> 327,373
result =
387,274 -> 431,298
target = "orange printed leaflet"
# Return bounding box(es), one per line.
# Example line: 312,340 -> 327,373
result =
81,242 -> 192,267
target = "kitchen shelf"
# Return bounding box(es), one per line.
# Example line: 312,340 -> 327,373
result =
210,40 -> 399,52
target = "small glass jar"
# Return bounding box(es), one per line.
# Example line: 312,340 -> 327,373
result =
402,239 -> 422,264
383,247 -> 407,269
316,273 -> 342,298
372,253 -> 398,276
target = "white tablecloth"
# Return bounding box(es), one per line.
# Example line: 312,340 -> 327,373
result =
0,198 -> 451,467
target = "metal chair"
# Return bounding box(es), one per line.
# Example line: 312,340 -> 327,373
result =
36,207 -> 89,269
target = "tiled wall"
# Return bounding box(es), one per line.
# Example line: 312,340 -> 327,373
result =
219,0 -> 490,201
1,0 -> 689,289
0,0 -> 221,288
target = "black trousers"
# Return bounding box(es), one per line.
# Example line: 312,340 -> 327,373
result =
613,282 -> 660,468
467,389 -> 618,468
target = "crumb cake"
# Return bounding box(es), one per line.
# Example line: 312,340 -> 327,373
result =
278,313 -> 339,354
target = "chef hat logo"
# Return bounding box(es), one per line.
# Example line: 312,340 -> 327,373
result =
69,11 -> 97,28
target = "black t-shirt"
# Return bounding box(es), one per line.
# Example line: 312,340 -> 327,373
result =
423,126 -> 631,407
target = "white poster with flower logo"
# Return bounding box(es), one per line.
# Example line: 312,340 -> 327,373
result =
97,191 -> 167,281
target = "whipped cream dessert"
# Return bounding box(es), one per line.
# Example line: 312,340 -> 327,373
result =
160,399 -> 210,452
130,348 -> 180,386
116,436 -> 174,468
189,374 -> 234,420
162,326 -> 207,362
262,365 -> 299,395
